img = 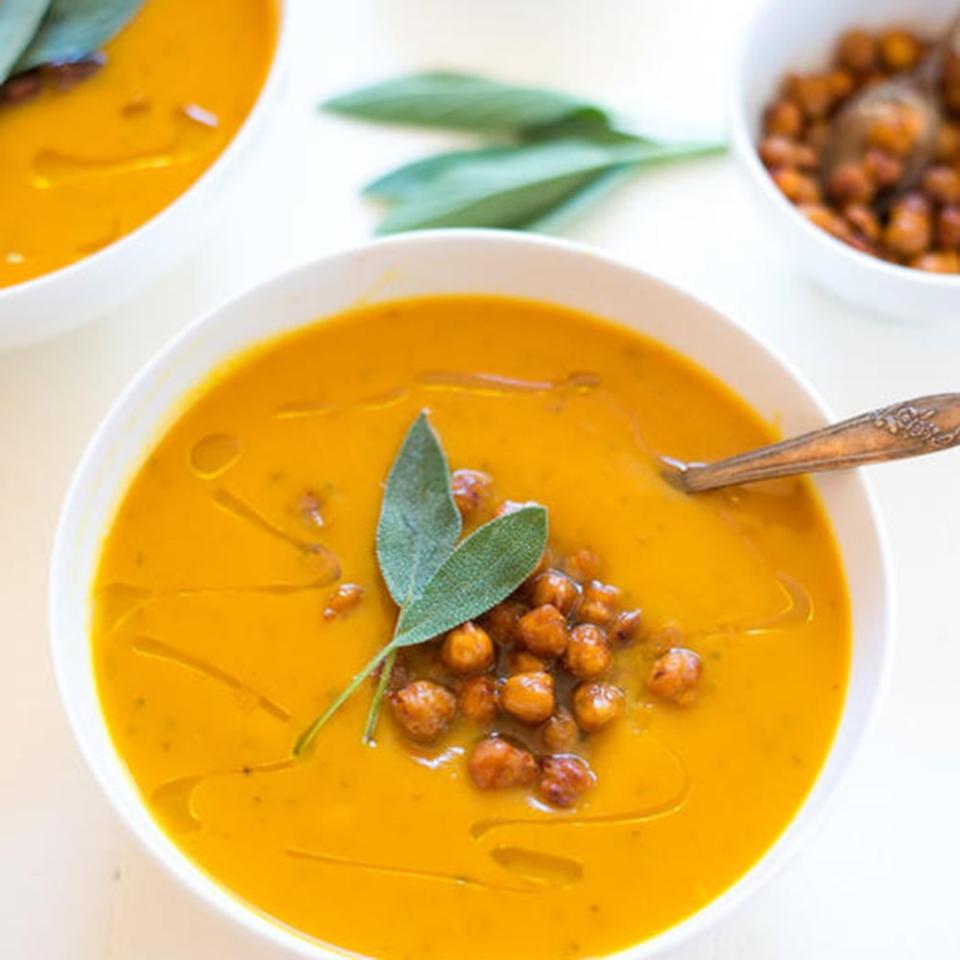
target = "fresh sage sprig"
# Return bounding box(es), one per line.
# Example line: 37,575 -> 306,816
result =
0,0 -> 144,84
293,412 -> 548,756
322,71 -> 725,234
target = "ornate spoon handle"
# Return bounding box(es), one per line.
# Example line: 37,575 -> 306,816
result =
674,394 -> 960,494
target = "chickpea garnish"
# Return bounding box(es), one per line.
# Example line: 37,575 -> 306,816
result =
450,468 -> 494,518
459,675 -> 499,725
500,671 -> 556,725
578,580 -> 620,627
563,623 -> 613,680
322,582 -> 363,620
540,709 -> 580,752
646,648 -> 703,707
530,570 -> 580,616
441,621 -> 495,674
390,681 -> 457,742
468,736 -> 538,790
538,755 -> 595,808
516,603 -> 568,658
483,599 -> 527,645
572,681 -> 625,733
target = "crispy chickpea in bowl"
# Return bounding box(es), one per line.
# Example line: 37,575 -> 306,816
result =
759,25 -> 960,271
731,0 -> 960,318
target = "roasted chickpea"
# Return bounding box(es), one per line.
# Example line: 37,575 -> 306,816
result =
827,69 -> 855,101
836,29 -> 877,73
450,468 -> 494,518
500,671 -> 555,725
459,675 -> 499,725
910,250 -> 960,273
572,681 -> 625,733
763,98 -> 803,138
563,547 -> 603,583
530,570 -> 580,616
322,582 -> 363,620
611,608 -> 644,646
772,168 -> 821,204
879,29 -> 922,71
563,623 -> 613,680
758,135 -> 798,168
390,681 -> 457,742
843,203 -> 882,244
540,709 -> 580,752
793,142 -> 820,169
935,122 -> 960,163
938,205 -> 960,249
483,599 -> 527,645
441,621 -> 495,674
516,604 -> 568,658
506,649 -> 547,675
884,193 -> 932,257
804,120 -> 830,151
863,147 -> 904,189
468,736 -> 538,790
826,162 -> 875,204
800,203 -> 851,240
785,73 -> 834,119
646,648 -> 703,707
867,104 -> 924,157
923,165 -> 960,205
578,580 -> 620,627
538,755 -> 595,808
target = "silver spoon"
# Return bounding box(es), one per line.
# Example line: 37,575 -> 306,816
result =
820,15 -> 960,194
664,394 -> 960,494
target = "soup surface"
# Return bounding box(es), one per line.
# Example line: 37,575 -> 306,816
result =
0,0 -> 277,288
93,296 -> 850,960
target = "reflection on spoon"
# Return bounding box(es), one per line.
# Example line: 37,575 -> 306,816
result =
131,636 -> 291,721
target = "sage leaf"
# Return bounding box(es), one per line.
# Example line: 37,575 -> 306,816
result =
376,411 -> 461,606
375,138 -> 724,234
14,0 -> 145,73
394,505 -> 548,648
523,163 -> 637,232
325,71 -> 606,132
0,0 -> 51,83
364,146 -> 516,201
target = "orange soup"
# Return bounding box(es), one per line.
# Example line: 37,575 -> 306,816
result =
0,0 -> 277,288
93,296 -> 850,959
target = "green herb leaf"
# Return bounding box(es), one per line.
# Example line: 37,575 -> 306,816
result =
374,138 -> 723,234
393,505 -> 548,648
376,411 -> 462,606
363,146 -> 516,200
324,71 -> 606,132
0,0 -> 51,83
522,163 -> 637,232
14,0 -> 145,73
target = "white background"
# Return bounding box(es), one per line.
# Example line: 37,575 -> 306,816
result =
2,0 -> 958,957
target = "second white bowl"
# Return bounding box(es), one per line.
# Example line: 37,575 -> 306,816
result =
730,0 -> 960,320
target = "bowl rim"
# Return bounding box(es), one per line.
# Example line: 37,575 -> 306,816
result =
0,0 -> 291,308
48,228 -> 895,960
728,0 -> 960,287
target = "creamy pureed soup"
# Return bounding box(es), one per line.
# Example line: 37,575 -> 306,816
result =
93,296 -> 850,960
0,0 -> 277,288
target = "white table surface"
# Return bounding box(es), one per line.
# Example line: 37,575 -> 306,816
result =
2,1 -> 958,957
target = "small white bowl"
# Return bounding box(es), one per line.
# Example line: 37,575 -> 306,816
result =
0,1 -> 290,351
49,231 -> 892,959
730,0 -> 960,320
